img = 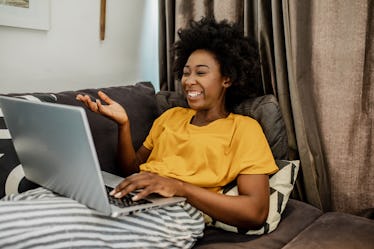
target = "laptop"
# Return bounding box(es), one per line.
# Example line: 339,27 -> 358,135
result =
0,96 -> 185,217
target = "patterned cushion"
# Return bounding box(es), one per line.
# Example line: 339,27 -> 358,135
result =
205,160 -> 300,235
0,94 -> 57,197
0,82 -> 159,198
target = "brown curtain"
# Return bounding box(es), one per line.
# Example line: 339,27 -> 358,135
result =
158,0 -> 373,214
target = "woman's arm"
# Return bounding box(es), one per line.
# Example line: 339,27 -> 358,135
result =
117,124 -> 151,175
111,173 -> 270,229
184,174 -> 270,229
76,91 -> 151,175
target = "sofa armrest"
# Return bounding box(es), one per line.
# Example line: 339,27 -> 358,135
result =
282,212 -> 374,249
194,199 -> 323,249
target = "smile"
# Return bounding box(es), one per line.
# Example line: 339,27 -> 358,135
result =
187,91 -> 203,98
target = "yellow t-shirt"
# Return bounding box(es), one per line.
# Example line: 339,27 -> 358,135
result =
140,107 -> 278,192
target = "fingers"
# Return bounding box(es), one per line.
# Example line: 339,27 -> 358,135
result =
132,187 -> 152,201
76,92 -> 118,111
76,94 -> 99,113
76,93 -> 109,114
95,99 -> 103,113
98,91 -> 114,105
77,92 -> 129,126
109,172 -> 176,200
110,173 -> 150,199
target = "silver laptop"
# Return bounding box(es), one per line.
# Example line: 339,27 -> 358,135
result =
0,96 -> 185,217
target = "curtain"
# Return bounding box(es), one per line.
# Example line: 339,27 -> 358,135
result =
158,0 -> 373,214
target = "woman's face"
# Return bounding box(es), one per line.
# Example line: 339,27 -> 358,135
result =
181,49 -> 230,113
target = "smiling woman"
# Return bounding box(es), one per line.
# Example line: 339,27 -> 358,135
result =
77,17 -> 278,231
182,49 -> 230,122
0,17 -> 278,249
173,18 -> 262,113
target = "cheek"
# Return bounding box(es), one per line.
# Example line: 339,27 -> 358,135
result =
181,76 -> 187,86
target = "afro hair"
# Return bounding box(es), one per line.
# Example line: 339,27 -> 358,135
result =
173,17 -> 262,111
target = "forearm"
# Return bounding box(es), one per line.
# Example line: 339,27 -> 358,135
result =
180,182 -> 269,229
110,171 -> 269,229
117,123 -> 139,176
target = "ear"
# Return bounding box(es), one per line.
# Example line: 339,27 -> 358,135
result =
222,77 -> 232,88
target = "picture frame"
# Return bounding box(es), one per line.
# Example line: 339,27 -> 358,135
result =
0,0 -> 50,30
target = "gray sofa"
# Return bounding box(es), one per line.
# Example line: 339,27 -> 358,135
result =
0,82 -> 373,248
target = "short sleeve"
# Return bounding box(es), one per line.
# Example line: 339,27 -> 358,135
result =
143,108 -> 177,150
234,117 -> 278,175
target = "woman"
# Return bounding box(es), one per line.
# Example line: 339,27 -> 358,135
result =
0,18 -> 277,248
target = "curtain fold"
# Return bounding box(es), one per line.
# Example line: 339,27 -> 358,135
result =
282,0 -> 331,211
158,0 -> 175,91
303,0 -> 373,213
158,0 -> 373,213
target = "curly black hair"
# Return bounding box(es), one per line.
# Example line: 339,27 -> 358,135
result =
173,18 -> 262,111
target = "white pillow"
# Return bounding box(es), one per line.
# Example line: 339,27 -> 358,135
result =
205,160 -> 300,235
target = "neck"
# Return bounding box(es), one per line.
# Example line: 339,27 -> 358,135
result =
191,110 -> 229,126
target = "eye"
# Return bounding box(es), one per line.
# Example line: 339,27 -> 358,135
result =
196,71 -> 206,76
182,71 -> 190,77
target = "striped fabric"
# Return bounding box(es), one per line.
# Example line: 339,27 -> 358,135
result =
0,188 -> 204,249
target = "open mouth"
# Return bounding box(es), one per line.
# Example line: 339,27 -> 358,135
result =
186,90 -> 203,98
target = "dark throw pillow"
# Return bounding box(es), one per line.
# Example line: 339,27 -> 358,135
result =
54,82 -> 159,175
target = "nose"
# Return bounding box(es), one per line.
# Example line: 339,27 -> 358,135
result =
183,75 -> 197,86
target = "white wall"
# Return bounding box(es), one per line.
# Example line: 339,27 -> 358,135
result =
0,0 -> 159,94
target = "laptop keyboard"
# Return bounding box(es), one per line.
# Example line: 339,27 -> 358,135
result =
105,186 -> 151,208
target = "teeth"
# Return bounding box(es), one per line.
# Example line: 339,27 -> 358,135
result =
187,91 -> 202,97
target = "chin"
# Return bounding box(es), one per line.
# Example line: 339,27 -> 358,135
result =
186,101 -> 199,110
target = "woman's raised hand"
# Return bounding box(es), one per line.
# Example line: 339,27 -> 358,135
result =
76,91 -> 129,125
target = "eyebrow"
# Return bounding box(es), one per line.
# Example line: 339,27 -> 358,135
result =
184,65 -> 210,69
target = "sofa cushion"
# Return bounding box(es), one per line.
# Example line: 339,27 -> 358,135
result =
0,82 -> 159,197
54,82 -> 158,175
0,94 -> 57,197
194,199 -> 323,249
156,92 -> 288,159
205,160 -> 300,235
233,95 -> 288,159
282,212 -> 374,249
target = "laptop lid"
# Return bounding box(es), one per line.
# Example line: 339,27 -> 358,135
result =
0,96 -> 185,216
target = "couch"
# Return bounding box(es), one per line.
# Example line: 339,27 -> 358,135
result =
0,82 -> 373,248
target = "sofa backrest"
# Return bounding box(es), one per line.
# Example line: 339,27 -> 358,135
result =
0,82 -> 159,197
0,81 -> 288,197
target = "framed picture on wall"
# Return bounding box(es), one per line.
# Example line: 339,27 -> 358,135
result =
0,0 -> 50,30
